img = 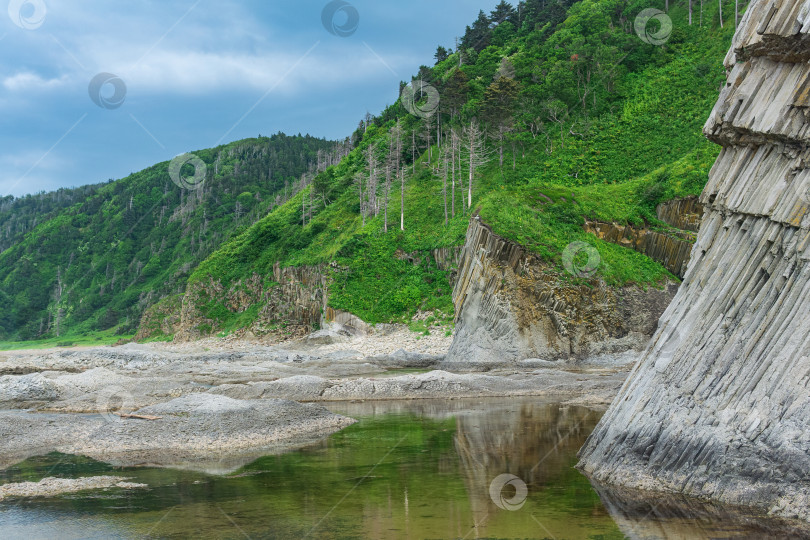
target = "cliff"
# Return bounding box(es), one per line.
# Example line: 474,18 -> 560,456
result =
142,246 -> 459,342
578,0 -> 810,522
173,263 -> 333,342
444,217 -> 678,367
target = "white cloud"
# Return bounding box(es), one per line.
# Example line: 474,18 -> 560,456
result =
111,48 -> 412,96
3,72 -> 69,91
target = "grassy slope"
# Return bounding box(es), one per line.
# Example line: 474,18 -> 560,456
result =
186,0 -> 733,334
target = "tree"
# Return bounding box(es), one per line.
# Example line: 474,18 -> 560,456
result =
364,143 -> 380,217
389,120 -> 405,231
441,69 -> 469,120
354,172 -> 366,227
544,98 -> 570,151
460,10 -> 491,52
434,46 -> 449,64
384,138 -> 395,232
422,115 -> 434,164
490,1 -> 517,26
719,0 -> 724,28
450,128 -> 460,218
483,74 -> 520,170
463,120 -> 489,210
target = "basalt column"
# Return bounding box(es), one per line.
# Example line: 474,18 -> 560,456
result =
578,0 -> 810,521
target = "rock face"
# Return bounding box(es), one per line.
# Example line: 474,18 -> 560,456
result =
174,263 -> 333,341
584,219 -> 696,279
445,217 -> 677,367
578,0 -> 810,522
656,196 -> 704,233
584,198 -> 704,279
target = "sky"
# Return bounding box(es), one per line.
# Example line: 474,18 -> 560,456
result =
1,0 -> 503,197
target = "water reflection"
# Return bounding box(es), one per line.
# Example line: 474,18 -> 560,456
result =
453,402 -> 601,536
593,482 -> 810,539
1,398 -> 808,539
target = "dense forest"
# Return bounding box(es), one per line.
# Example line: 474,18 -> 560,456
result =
0,0 -> 737,342
0,134 -> 339,340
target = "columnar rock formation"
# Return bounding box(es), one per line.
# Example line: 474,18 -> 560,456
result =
584,198 -> 704,279
584,219 -> 695,278
445,217 -> 677,367
578,0 -> 810,521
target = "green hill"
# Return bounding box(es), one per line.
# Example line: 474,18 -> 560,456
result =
0,0 -> 736,344
181,0 -> 733,337
0,134 -> 337,341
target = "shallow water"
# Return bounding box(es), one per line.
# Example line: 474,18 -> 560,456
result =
0,398 -> 806,539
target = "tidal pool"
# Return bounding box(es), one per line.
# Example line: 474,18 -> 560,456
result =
0,398 -> 806,539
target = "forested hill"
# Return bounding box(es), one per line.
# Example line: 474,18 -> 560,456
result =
0,184 -> 108,254
182,0 -> 734,337
0,134 -> 339,340
2,0 -> 736,344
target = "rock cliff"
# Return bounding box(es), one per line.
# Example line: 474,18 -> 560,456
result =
444,217 -> 678,367
578,0 -> 810,522
173,263 -> 333,341
583,220 -> 695,278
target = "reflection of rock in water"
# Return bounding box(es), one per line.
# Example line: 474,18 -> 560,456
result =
453,402 -> 600,532
593,482 -> 810,540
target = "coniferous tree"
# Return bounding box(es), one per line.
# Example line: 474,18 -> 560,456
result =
434,46 -> 449,64
460,10 -> 491,52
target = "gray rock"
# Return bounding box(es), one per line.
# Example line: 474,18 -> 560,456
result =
578,1 -> 810,523
368,348 -> 443,368
0,373 -> 61,403
304,328 -> 349,345
445,217 -> 677,367
519,358 -> 560,369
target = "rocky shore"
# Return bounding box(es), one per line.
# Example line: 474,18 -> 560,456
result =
0,325 -> 634,482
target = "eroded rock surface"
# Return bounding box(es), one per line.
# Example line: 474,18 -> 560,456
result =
445,217 -> 677,367
578,0 -> 810,522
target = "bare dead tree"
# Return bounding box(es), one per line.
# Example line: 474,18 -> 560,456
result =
354,172 -> 366,227
390,120 -> 405,231
735,0 -> 739,27
451,128 -> 458,219
384,133 -> 396,233
463,120 -> 489,210
365,143 -> 379,217
422,116 -> 434,164
719,0 -> 724,27
440,145 -> 449,225
411,127 -> 417,176
545,99 -> 570,151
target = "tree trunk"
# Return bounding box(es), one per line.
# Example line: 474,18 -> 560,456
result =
451,131 -> 456,218
468,136 -> 474,210
412,130 -> 416,175
442,149 -> 448,226
719,0 -> 724,27
400,168 -> 405,231
735,0 -> 738,28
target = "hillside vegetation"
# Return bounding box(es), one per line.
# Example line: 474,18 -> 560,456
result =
0,0 -> 736,343
186,0 -> 733,334
0,134 -> 337,340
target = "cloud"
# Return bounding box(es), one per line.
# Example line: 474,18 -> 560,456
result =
112,48 -> 413,96
3,72 -> 69,92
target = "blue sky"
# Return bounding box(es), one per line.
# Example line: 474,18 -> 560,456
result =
1,0 -> 502,197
